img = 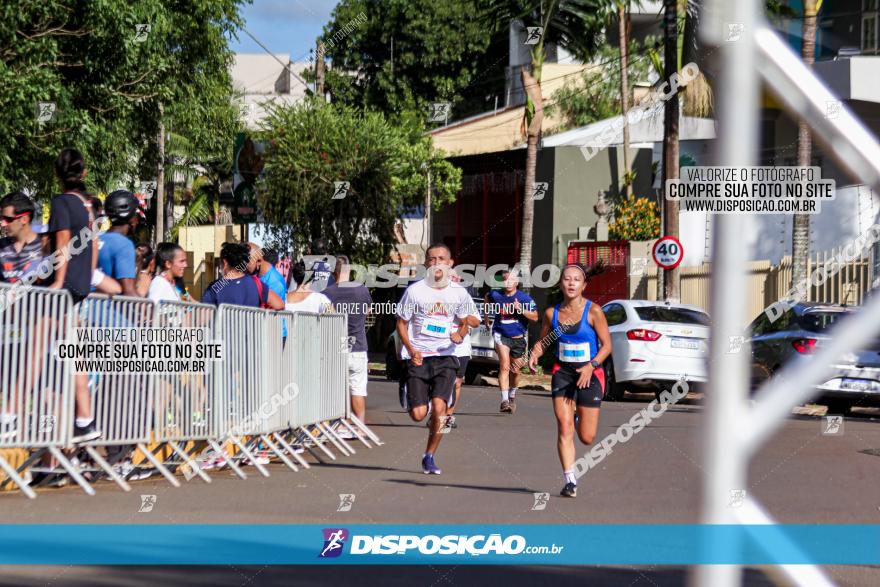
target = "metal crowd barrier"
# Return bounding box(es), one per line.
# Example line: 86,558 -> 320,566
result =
0,286 -> 382,499
0,283 -> 75,499
149,300 -> 218,486
76,295 -> 159,492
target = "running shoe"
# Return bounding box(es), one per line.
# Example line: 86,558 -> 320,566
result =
71,421 -> 102,443
336,428 -> 358,440
508,397 -> 517,414
422,454 -> 442,475
500,400 -> 511,413
446,415 -> 458,429
560,482 -> 577,498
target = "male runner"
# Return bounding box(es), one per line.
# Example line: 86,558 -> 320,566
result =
444,269 -> 480,430
485,268 -> 537,414
397,244 -> 479,474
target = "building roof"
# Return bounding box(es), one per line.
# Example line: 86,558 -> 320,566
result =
540,114 -> 717,149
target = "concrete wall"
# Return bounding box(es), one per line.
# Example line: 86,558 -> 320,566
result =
178,225 -> 245,300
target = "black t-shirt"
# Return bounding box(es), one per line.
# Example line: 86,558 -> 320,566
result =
323,282 -> 372,352
47,193 -> 92,300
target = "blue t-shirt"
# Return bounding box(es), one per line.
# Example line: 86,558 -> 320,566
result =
202,275 -> 268,308
487,289 -> 536,338
261,266 -> 288,337
260,266 -> 287,299
98,232 -> 136,280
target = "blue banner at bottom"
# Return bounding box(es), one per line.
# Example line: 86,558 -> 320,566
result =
0,524 -> 878,565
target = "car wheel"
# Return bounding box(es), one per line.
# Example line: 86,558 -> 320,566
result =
385,343 -> 401,381
465,366 -> 481,385
824,399 -> 853,415
603,360 -> 626,402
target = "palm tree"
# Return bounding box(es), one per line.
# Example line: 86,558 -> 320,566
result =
791,0 -> 819,289
490,0 -> 605,287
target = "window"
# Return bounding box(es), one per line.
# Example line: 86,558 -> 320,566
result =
864,1 -> 879,54
634,306 -> 710,326
798,310 -> 852,333
748,314 -> 771,337
767,308 -> 794,332
603,303 -> 628,326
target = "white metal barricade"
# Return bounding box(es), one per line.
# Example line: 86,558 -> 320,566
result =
77,294 -> 159,492
149,299 -> 218,485
0,283 -> 75,499
213,303 -> 274,477
1,295 -> 383,497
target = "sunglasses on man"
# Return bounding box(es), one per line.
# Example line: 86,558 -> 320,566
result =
0,212 -> 30,224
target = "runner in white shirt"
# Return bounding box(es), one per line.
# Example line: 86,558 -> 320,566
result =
396,244 -> 479,474
443,272 -> 480,431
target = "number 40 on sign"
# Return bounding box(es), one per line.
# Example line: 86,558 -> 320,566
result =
652,236 -> 684,270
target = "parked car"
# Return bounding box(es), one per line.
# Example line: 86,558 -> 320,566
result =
385,297 -> 499,383
601,300 -> 710,401
747,302 -> 880,413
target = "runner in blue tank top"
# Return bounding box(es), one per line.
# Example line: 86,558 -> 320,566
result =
528,263 -> 612,498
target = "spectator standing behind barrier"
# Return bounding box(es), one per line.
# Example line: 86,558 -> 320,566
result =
323,255 -> 372,428
149,243 -> 188,302
0,192 -> 46,285
202,242 -> 283,309
135,244 -> 155,298
296,237 -> 335,293
0,192 -> 47,440
249,244 -> 288,339
48,148 -> 101,443
97,190 -> 140,297
285,259 -> 333,313
84,195 -> 121,295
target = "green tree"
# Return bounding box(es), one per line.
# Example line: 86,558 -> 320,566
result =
548,37 -> 656,131
320,0 -> 510,120
485,1 -> 607,290
256,101 -> 461,264
0,0 -> 245,202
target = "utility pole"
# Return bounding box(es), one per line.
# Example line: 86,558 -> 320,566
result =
618,1 -> 632,198
425,168 -> 432,247
156,102 -> 165,245
315,40 -> 326,98
791,0 -> 818,288
662,0 -> 680,301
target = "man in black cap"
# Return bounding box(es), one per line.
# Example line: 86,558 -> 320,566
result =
98,190 -> 140,297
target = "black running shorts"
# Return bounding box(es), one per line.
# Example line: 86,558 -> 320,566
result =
399,355 -> 459,410
551,364 -> 604,408
495,334 -> 527,359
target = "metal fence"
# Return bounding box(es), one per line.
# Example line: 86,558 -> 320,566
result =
0,286 -> 381,498
634,246 -> 872,320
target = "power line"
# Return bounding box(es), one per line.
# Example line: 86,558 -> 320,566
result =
240,26 -> 311,90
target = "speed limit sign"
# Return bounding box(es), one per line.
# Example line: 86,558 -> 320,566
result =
652,236 -> 684,269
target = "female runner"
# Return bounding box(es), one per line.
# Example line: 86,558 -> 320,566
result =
528,263 -> 612,497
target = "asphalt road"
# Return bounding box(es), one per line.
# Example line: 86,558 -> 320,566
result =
2,377 -> 880,585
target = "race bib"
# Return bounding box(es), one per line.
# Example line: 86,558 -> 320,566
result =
558,342 -> 590,362
421,317 -> 450,339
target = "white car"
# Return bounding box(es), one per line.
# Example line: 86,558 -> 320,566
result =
601,300 -> 710,401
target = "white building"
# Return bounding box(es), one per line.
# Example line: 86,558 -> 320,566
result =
231,53 -> 311,129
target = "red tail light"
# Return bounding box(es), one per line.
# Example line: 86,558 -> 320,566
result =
792,338 -> 817,354
627,329 -> 662,341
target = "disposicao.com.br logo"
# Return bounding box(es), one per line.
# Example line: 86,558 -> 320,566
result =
318,528 -> 564,558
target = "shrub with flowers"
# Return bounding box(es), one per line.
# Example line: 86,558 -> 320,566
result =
609,195 -> 661,241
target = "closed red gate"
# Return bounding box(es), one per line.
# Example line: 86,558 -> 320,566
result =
566,240 -> 629,305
